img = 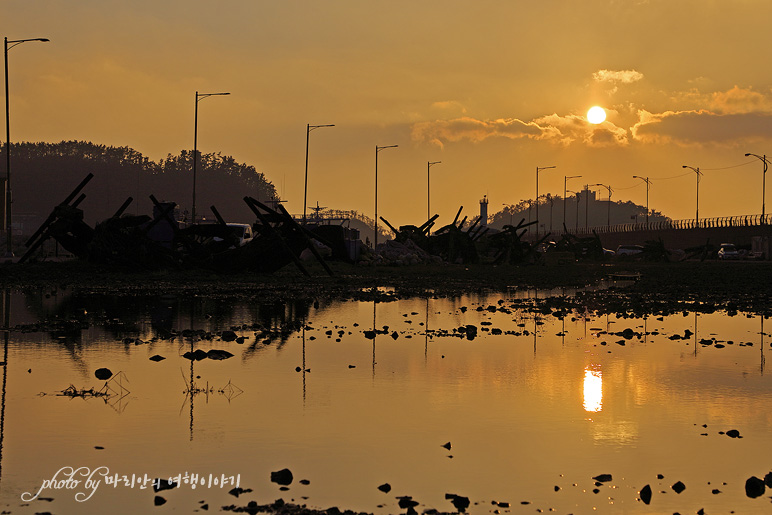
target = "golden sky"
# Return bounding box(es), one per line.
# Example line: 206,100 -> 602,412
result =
5,0 -> 772,226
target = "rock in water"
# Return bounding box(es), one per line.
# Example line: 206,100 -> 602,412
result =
221,330 -> 238,342
270,468 -> 293,486
149,355 -> 166,362
206,349 -> 234,360
672,481 -> 686,494
640,484 -> 652,505
745,476 -> 765,498
592,474 -> 612,483
94,368 -> 112,380
377,483 -> 391,493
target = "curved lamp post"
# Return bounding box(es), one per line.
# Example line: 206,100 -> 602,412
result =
4,36 -> 49,257
745,153 -> 769,221
681,165 -> 702,226
374,144 -> 397,248
535,165 -> 555,239
192,91 -> 229,223
632,175 -> 651,227
303,123 -> 334,224
590,183 -> 613,229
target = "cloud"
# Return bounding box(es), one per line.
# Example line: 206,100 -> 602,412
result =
431,100 -> 467,114
631,109 -> 772,145
592,69 -> 644,84
412,113 -> 629,148
710,85 -> 772,114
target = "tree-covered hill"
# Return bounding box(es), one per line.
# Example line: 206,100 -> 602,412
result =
0,141 -> 279,230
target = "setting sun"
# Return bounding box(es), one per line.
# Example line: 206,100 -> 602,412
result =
587,105 -> 607,124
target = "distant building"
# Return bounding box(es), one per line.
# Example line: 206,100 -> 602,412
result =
480,195 -> 488,227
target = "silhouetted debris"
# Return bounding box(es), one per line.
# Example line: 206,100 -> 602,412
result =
271,468 -> 294,486
745,476 -> 766,498
397,496 -> 419,509
639,484 -> 652,505
154,495 -> 167,506
95,368 -> 113,380
441,442 -> 451,450
671,481 -> 686,494
206,349 -> 234,360
444,493 -> 470,512
228,487 -> 252,498
378,483 -> 391,493
149,355 -> 166,362
725,429 -> 742,438
221,330 -> 238,341
153,479 -> 177,492
765,471 -> 772,487
592,474 -> 612,483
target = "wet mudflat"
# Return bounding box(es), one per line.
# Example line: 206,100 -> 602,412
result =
0,265 -> 770,515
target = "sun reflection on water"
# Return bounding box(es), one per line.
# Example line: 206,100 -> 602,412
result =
583,368 -> 603,412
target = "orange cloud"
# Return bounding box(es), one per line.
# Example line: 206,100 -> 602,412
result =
592,69 -> 644,84
631,109 -> 772,145
710,85 -> 772,114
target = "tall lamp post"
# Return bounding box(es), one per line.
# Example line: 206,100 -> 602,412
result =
590,183 -> 613,229
427,160 -> 441,227
535,165 -> 555,239
745,153 -> 769,221
192,91 -> 229,223
303,123 -> 334,224
681,165 -> 702,226
4,36 -> 49,257
374,144 -> 397,248
563,175 -> 581,229
632,175 -> 651,227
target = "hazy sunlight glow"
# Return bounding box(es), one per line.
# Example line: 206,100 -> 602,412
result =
583,369 -> 603,412
587,106 -> 607,124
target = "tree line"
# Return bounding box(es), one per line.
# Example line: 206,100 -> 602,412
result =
0,141 -> 279,226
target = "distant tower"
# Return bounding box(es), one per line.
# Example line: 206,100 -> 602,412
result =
479,195 -> 489,227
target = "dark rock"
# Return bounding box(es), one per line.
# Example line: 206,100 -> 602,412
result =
271,468 -> 293,486
206,349 -> 234,360
149,355 -> 165,362
764,471 -> 772,487
221,330 -> 238,342
445,493 -> 470,512
94,368 -> 112,380
592,474 -> 612,483
391,331 -> 399,340
640,484 -> 652,505
228,487 -> 252,497
364,330 -> 376,340
745,476 -> 765,498
442,442 -> 451,450
299,479 -> 310,485
465,324 -> 477,340
154,495 -> 166,506
672,481 -> 686,494
377,483 -> 391,493
726,429 -> 741,438
153,478 -> 177,492
183,349 -> 209,360
397,496 -> 418,509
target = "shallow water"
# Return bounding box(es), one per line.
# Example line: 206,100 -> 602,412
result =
0,288 -> 770,514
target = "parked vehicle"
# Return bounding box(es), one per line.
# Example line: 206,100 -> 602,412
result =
717,243 -> 740,260
616,244 -> 644,257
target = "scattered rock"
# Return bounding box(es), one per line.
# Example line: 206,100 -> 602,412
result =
764,471 -> 772,488
154,495 -> 166,506
221,330 -> 238,342
725,429 -> 742,438
745,476 -> 766,498
149,355 -> 165,362
228,487 -> 252,497
271,468 -> 293,486
640,484 -> 652,505
153,478 -> 177,492
592,474 -> 612,483
445,493 -> 470,512
397,496 -> 418,509
672,481 -> 686,494
442,442 -> 451,450
206,349 -> 234,360
377,483 -> 391,493
94,368 -> 112,380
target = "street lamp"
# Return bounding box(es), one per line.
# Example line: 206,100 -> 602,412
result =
745,153 -> 769,221
563,175 -> 581,228
303,123 -> 334,225
567,190 -> 580,232
4,36 -> 49,257
427,161 -> 441,230
682,165 -> 702,225
535,165 -> 556,239
590,183 -> 613,229
374,144 -> 397,248
632,175 -> 651,227
502,203 -> 515,226
192,91 -> 229,223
